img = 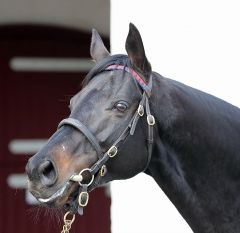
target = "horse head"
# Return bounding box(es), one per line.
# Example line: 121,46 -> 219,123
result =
25,23 -> 154,212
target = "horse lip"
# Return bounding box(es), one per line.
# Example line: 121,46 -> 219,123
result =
37,173 -> 99,206
38,180 -> 71,204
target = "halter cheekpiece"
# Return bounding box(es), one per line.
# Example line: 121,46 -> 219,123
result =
58,61 -> 155,215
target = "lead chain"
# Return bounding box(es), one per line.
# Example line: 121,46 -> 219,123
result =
61,212 -> 75,233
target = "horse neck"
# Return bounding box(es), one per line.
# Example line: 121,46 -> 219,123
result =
146,73 -> 240,233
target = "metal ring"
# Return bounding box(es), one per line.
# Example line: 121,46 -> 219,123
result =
107,146 -> 118,158
63,211 -> 75,224
78,168 -> 94,186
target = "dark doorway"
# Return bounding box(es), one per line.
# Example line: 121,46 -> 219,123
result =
0,25 -> 111,233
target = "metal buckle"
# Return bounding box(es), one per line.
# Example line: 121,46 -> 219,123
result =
78,191 -> 89,207
100,165 -> 107,177
137,104 -> 144,116
107,146 -> 118,158
147,115 -> 155,126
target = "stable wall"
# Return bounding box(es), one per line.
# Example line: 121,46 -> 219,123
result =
110,1 -> 240,232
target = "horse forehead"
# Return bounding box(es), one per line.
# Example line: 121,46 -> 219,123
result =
72,71 -> 133,103
70,74 -> 108,102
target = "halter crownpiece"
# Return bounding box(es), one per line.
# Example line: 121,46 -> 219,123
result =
58,63 -> 155,223
105,64 -> 152,97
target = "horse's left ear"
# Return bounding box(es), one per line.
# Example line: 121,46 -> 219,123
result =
125,23 -> 152,82
90,29 -> 110,62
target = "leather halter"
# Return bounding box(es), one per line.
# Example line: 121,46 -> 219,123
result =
58,64 -> 155,214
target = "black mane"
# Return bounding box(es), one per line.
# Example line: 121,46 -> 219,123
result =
168,76 -> 240,117
153,74 -> 240,152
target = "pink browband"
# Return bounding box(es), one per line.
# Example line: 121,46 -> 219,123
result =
105,64 -> 151,95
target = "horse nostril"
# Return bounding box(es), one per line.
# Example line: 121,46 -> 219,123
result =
38,160 -> 57,187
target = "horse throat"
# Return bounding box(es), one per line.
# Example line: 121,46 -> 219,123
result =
146,140 -> 213,233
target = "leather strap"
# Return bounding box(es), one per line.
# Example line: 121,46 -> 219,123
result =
58,118 -> 103,159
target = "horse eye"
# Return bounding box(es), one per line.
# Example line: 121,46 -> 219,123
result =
114,101 -> 129,112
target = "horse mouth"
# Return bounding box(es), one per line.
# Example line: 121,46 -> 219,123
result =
33,172 -> 99,212
36,180 -> 80,209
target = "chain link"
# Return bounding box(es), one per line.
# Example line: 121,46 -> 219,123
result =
61,212 -> 75,233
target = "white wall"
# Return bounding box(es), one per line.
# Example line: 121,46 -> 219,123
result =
0,0 -> 109,36
110,1 -> 240,233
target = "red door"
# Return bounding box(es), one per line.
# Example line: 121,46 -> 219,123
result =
0,25 -> 111,233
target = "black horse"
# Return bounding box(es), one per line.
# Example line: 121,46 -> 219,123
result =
26,23 -> 240,233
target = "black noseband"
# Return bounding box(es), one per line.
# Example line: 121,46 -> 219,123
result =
58,118 -> 103,158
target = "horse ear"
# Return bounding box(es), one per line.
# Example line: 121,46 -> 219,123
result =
125,23 -> 151,81
90,29 -> 110,62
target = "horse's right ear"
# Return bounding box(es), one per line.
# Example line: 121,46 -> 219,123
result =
90,29 -> 110,62
125,23 -> 151,81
